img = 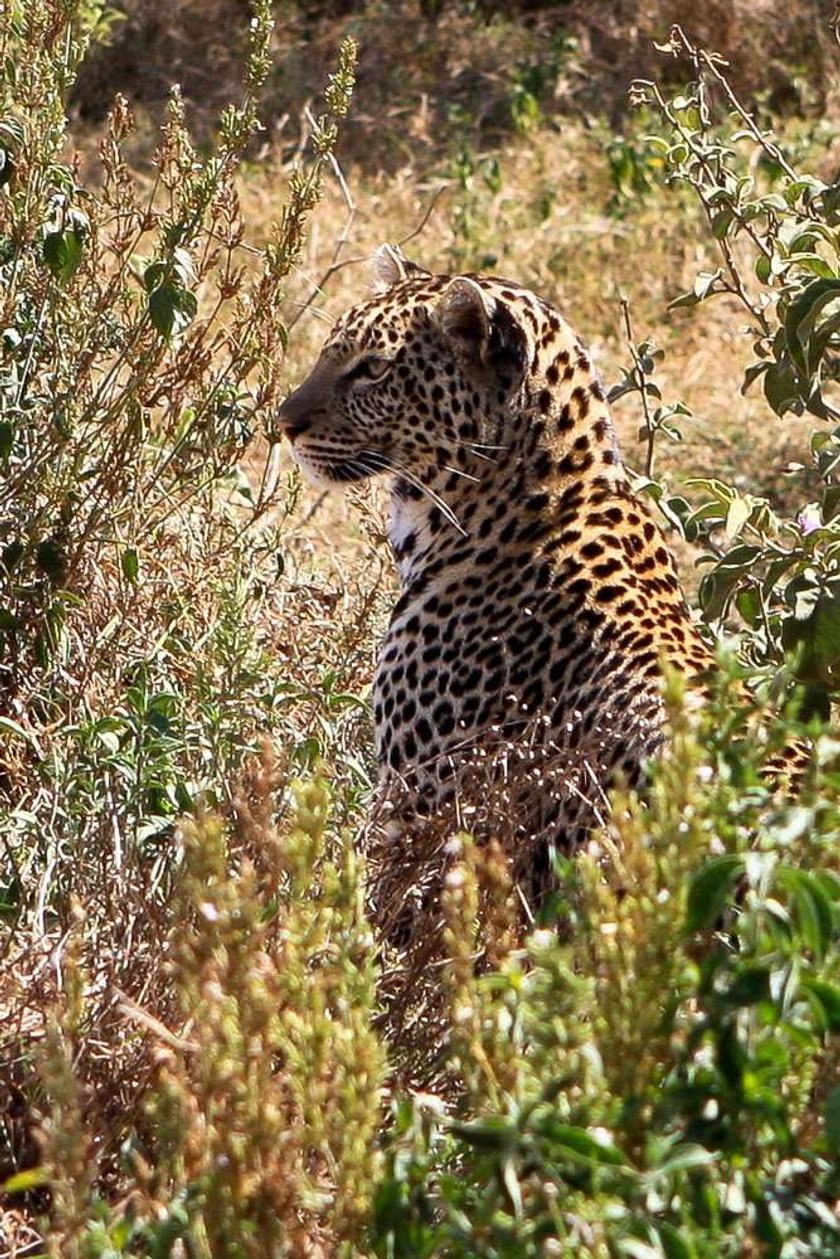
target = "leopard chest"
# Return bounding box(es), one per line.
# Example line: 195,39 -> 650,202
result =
371,544 -> 666,791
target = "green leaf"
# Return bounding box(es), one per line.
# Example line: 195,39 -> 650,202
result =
500,1156 -> 523,1215
148,284 -> 197,340
784,176 -> 826,205
0,145 -> 14,188
143,260 -> 167,292
121,547 -> 139,584
776,868 -> 835,957
3,1166 -> 49,1193
724,495 -> 751,538
693,269 -> 722,300
1,539 -> 23,572
536,1121 -> 628,1166
784,277 -> 840,378
822,484 -> 840,522
724,964 -> 772,1007
825,1086 -> 840,1153
171,246 -> 196,284
619,1241 -> 661,1259
698,547 -> 761,622
656,1221 -> 697,1259
659,495 -> 697,540
807,594 -> 840,684
763,361 -> 800,416
448,1117 -> 516,1151
755,253 -> 772,283
35,537 -> 67,584
735,586 -> 762,628
800,979 -> 840,1031
782,588 -> 840,688
686,855 -> 744,932
649,1143 -> 715,1179
668,289 -> 701,310
741,361 -> 768,394
789,253 -> 837,280
43,227 -> 84,283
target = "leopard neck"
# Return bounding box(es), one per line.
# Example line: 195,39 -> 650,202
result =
388,340 -> 627,589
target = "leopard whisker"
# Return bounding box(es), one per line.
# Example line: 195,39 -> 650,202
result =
359,448 -> 468,537
442,463 -> 481,483
465,441 -> 508,465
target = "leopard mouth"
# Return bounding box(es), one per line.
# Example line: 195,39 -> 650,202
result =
292,443 -> 388,488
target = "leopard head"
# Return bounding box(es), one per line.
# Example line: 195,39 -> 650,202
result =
275,245 -> 529,489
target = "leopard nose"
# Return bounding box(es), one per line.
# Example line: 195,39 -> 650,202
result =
275,389 -> 312,441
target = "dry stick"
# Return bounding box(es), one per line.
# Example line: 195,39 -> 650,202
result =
642,29 -> 780,275
692,49 -> 798,182
298,489 -> 329,529
619,297 -> 657,479
286,124 -> 357,334
117,991 -> 198,1054
397,182 -> 448,248
286,180 -> 448,335
249,138 -> 358,519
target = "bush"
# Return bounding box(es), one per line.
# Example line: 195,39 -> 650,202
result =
0,0 -> 357,914
370,671 -> 840,1258
615,27 -> 840,720
0,1 -> 375,1251
30,755 -> 384,1256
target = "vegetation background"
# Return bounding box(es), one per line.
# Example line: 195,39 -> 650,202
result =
1,1 -> 840,1255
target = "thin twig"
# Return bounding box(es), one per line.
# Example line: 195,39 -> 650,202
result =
619,297 -> 657,479
287,183 -> 447,333
398,183 -> 447,247
299,488 -> 329,528
285,109 -> 358,332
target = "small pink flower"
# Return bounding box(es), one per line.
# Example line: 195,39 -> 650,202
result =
797,504 -> 821,535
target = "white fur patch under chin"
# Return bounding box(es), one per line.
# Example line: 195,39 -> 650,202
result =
389,492 -> 432,572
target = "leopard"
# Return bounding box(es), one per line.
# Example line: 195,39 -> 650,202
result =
277,243 -> 717,885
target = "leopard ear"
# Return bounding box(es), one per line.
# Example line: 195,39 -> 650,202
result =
437,276 -> 495,358
370,243 -> 428,292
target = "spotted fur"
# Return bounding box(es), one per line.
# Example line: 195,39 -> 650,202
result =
277,246 -> 716,857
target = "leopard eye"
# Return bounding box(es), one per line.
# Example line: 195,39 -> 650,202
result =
343,354 -> 392,385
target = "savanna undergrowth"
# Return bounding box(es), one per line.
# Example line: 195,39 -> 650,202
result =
2,8 -> 840,1259
0,0 -> 379,1251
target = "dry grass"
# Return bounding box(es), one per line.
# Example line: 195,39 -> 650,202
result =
73,1 -> 838,162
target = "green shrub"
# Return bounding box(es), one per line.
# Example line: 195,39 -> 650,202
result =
605,28 -> 840,720
0,1 -> 374,1250
0,0 -> 356,920
370,670 -> 840,1258
35,757 -> 384,1256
